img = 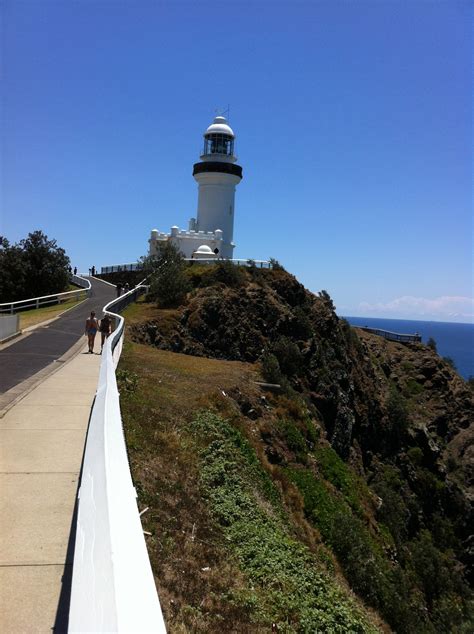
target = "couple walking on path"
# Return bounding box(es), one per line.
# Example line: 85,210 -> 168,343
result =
85,311 -> 112,354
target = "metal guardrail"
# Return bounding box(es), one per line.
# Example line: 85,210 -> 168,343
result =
69,283 -> 166,633
0,275 -> 91,315
101,259 -> 273,273
101,263 -> 143,273
185,258 -> 272,268
358,326 -> 422,343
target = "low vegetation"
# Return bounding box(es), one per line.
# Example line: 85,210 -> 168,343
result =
118,262 -> 473,633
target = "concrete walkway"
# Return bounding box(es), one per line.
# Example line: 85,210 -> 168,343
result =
0,276 -> 115,397
0,286 -> 111,632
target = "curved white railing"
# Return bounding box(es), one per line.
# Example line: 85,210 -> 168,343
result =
69,284 -> 166,633
185,258 -> 272,267
101,258 -> 273,273
0,275 -> 91,315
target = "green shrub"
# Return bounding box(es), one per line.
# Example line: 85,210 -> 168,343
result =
261,350 -> 283,384
279,419 -> 307,462
410,530 -> 465,608
427,337 -> 437,352
315,446 -> 362,513
340,319 -> 363,352
190,411 -> 376,633
269,257 -> 285,271
412,467 -> 445,515
200,260 -> 245,288
407,446 -> 424,465
291,306 -> 313,340
385,387 -> 409,448
372,478 -> 408,549
287,466 -> 423,632
271,337 -> 304,377
146,242 -> 191,307
404,378 -> 424,396
149,260 -> 190,307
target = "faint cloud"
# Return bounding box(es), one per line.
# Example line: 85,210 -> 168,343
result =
358,295 -> 474,322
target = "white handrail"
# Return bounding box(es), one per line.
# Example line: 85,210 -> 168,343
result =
69,285 -> 166,633
101,259 -> 273,273
0,275 -> 91,314
184,258 -> 272,267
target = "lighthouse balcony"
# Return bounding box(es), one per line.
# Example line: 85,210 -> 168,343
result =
193,161 -> 243,179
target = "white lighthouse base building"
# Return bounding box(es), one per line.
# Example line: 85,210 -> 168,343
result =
148,225 -> 224,260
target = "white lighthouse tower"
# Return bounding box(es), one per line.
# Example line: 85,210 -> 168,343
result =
148,114 -> 243,260
192,115 -> 243,258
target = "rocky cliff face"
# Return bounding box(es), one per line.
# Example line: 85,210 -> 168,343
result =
128,264 -> 473,631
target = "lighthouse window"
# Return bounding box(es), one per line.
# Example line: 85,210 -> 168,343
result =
204,134 -> 234,156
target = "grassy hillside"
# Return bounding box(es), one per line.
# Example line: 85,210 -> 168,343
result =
119,263 -> 473,633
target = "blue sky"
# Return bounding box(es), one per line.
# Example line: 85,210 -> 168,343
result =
1,1 -> 472,321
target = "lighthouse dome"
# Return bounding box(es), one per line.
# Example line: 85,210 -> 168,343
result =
195,244 -> 214,254
204,116 -> 235,138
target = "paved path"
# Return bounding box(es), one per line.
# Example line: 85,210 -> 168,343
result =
0,277 -> 115,395
0,278 -> 114,632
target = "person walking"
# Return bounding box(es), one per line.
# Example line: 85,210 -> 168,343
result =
116,282 -> 122,297
74,266 -> 77,275
84,311 -> 99,353
99,313 -> 112,353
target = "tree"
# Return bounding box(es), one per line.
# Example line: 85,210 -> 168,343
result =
20,231 -> 70,298
145,241 -> 190,308
0,238 -> 26,302
0,231 -> 70,302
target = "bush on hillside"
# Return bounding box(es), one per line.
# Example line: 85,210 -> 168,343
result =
261,350 -> 283,384
385,387 -> 409,449
200,259 -> 246,288
269,257 -> 285,271
145,242 -> 190,308
271,336 -> 304,377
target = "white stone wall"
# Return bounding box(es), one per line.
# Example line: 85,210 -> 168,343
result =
149,227 -> 224,259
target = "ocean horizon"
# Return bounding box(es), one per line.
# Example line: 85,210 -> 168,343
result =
343,315 -> 474,380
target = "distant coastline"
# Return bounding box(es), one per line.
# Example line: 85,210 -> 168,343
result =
344,316 -> 474,380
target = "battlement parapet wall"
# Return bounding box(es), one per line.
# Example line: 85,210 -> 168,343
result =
150,228 -> 223,240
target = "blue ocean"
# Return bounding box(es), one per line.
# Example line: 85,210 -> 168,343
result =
344,316 -> 474,380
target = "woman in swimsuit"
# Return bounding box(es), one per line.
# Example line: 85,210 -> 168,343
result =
85,311 -> 99,353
